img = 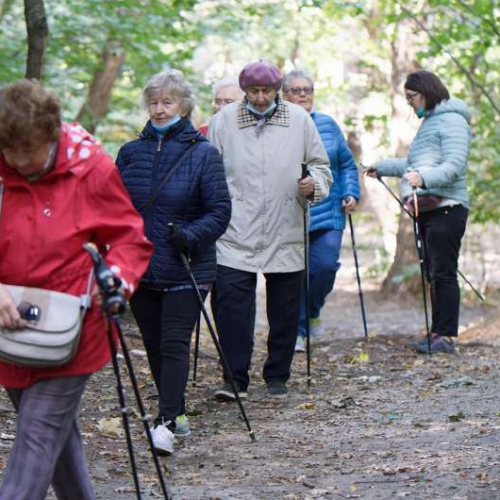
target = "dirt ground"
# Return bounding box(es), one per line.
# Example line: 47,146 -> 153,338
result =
1,274 -> 499,500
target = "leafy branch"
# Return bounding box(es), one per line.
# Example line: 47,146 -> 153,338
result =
396,1 -> 500,119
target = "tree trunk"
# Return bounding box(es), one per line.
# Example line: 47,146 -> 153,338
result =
24,0 -> 48,80
379,22 -> 420,297
75,41 -> 125,134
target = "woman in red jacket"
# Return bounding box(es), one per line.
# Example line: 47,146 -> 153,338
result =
0,80 -> 152,500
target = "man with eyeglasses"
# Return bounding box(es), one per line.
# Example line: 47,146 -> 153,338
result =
283,69 -> 360,352
208,61 -> 332,399
199,76 -> 244,136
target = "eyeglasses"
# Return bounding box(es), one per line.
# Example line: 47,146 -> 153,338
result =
214,98 -> 237,106
286,87 -> 314,96
406,92 -> 420,104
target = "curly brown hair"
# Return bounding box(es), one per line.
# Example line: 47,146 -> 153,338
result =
0,79 -> 61,149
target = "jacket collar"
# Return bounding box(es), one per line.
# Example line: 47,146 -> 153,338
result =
139,118 -> 205,144
237,95 -> 290,130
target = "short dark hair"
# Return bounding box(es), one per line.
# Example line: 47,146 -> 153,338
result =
404,70 -> 450,111
0,79 -> 61,149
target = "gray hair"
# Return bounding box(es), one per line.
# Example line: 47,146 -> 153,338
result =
142,69 -> 195,117
282,69 -> 315,92
212,75 -> 243,97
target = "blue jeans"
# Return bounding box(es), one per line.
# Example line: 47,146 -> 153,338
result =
298,229 -> 343,337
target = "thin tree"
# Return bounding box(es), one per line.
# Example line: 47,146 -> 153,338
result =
24,0 -> 48,79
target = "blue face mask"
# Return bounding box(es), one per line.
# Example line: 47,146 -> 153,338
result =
245,101 -> 277,118
151,114 -> 182,133
415,107 -> 426,119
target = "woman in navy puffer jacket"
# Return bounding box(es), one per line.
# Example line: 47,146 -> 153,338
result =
283,70 -> 360,351
367,70 -> 470,355
117,70 -> 231,456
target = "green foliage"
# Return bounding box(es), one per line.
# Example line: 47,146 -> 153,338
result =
0,0 -> 200,137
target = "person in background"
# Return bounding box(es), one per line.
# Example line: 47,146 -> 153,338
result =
0,79 -> 152,500
199,76 -> 244,136
208,61 -> 332,399
117,69 -> 231,455
366,69 -> 470,354
282,69 -> 360,352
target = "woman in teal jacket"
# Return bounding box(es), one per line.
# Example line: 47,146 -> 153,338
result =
368,70 -> 471,354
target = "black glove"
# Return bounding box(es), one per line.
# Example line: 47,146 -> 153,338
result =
169,229 -> 190,255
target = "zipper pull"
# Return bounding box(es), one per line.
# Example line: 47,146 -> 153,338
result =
157,137 -> 163,152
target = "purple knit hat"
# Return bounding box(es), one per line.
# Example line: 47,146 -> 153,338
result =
239,61 -> 282,91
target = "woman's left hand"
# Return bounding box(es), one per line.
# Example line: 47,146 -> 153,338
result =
404,171 -> 424,188
342,196 -> 357,214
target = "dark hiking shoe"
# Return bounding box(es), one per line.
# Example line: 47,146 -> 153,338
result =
214,382 -> 248,402
414,335 -> 456,354
406,333 -> 438,350
266,381 -> 288,398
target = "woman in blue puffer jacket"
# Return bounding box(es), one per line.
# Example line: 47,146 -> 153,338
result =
367,70 -> 470,354
283,70 -> 361,352
116,69 -> 231,455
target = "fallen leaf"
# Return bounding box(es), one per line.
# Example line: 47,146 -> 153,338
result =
97,417 -> 122,438
297,402 -> 317,410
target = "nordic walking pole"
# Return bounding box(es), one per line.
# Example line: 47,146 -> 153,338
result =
167,224 -> 256,442
347,213 -> 368,338
366,166 -> 484,302
192,314 -> 201,387
411,189 -> 432,356
301,162 -> 312,387
84,243 -> 170,500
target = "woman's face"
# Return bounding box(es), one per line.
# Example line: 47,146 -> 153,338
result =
283,77 -> 314,113
405,89 -> 426,112
148,90 -> 184,125
245,86 -> 277,112
1,140 -> 53,176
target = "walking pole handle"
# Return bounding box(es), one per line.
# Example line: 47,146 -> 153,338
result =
412,187 -> 419,218
167,222 -> 177,237
167,222 -> 190,267
301,162 -> 309,180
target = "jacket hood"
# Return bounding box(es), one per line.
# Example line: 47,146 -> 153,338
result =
139,118 -> 206,144
0,122 -> 104,183
429,98 -> 471,123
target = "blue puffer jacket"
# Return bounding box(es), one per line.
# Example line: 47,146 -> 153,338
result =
309,112 -> 360,232
374,98 -> 470,208
116,119 -> 231,286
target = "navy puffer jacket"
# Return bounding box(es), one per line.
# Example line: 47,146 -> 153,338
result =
116,118 -> 231,286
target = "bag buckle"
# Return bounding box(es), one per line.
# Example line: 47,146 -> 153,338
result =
18,301 -> 41,323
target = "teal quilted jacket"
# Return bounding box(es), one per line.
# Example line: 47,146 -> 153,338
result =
374,98 -> 471,208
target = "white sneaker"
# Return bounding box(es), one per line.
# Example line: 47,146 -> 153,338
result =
295,336 -> 306,353
151,421 -> 175,455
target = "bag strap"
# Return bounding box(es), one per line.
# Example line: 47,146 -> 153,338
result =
142,139 -> 198,212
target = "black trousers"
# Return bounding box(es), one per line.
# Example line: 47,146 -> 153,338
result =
130,286 -> 206,424
215,265 -> 304,390
419,204 -> 468,337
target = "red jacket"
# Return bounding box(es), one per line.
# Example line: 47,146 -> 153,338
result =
0,123 -> 153,388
